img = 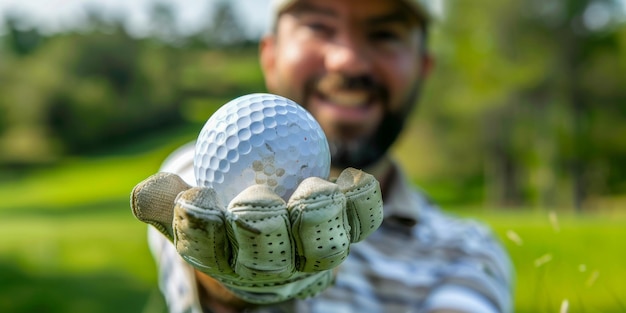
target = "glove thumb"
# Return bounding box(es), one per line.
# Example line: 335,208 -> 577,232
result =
131,172 -> 191,241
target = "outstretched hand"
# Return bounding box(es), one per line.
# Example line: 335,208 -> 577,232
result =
130,168 -> 383,304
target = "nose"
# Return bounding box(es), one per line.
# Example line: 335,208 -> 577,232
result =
325,36 -> 372,76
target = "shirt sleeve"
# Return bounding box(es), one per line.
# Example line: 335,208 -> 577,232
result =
419,209 -> 514,313
423,285 -> 499,313
148,226 -> 203,313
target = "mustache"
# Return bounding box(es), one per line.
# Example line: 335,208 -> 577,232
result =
311,73 -> 387,99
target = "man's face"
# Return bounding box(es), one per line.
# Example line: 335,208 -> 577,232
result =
261,0 -> 432,170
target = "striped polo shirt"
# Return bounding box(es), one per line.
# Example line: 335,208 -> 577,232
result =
148,142 -> 513,313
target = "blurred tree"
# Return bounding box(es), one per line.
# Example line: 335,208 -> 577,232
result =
516,0 -> 626,210
195,0 -> 248,48
2,12 -> 43,56
416,0 -> 626,210
0,8 -> 186,162
45,27 -> 183,153
0,1 -> 265,165
148,2 -> 180,45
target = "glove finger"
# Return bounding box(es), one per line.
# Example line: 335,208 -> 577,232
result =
335,168 -> 383,243
288,177 -> 350,272
174,187 -> 234,276
130,172 -> 190,241
226,184 -> 294,280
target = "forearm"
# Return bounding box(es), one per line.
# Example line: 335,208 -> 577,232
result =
195,270 -> 256,313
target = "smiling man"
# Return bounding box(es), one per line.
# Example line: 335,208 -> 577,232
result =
262,0 -> 431,174
134,0 -> 514,312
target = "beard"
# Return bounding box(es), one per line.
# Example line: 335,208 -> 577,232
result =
328,109 -> 406,169
300,73 -> 423,170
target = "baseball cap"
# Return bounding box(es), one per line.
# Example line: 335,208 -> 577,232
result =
269,0 -> 434,28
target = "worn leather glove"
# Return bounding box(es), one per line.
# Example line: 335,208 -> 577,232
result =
131,167 -> 383,304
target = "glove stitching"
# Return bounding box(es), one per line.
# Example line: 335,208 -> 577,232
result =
208,223 -> 227,273
291,194 -> 342,211
219,272 -> 319,286
229,204 -> 286,211
292,192 -> 347,272
344,180 -> 382,242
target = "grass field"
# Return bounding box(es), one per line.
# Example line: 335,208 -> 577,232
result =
1,123 -> 624,313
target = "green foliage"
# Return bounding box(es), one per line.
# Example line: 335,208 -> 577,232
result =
197,0 -> 249,47
3,13 -> 44,55
43,31 -> 186,153
396,0 -> 626,210
0,4 -> 263,165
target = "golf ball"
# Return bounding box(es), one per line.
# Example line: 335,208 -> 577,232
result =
194,93 -> 330,206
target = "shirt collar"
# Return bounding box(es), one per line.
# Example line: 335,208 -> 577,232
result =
382,160 -> 430,224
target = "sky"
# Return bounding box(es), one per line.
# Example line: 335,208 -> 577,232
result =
0,0 -> 272,38
0,0 -> 624,37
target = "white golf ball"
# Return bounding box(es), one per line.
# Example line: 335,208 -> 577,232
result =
194,93 -> 330,206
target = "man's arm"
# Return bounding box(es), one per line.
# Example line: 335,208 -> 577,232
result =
195,270 -> 253,313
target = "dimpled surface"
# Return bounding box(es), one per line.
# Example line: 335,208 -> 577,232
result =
194,93 -> 330,206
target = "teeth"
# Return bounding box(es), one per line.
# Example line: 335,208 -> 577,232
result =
325,91 -> 368,107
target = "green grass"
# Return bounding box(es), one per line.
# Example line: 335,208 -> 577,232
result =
0,124 -> 200,313
0,123 -> 624,313
470,210 -> 626,313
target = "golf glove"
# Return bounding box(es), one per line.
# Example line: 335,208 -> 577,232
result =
130,167 -> 383,304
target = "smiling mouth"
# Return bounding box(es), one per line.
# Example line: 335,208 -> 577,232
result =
315,74 -> 376,109
316,89 -> 373,109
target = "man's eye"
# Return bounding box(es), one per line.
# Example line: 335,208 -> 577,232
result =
369,30 -> 401,42
306,22 -> 333,35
